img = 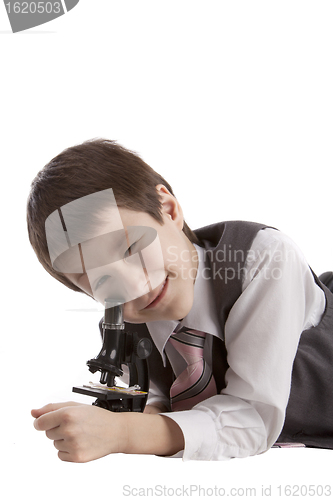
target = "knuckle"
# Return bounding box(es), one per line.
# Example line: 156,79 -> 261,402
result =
61,408 -> 75,424
62,424 -> 76,439
65,441 -> 87,463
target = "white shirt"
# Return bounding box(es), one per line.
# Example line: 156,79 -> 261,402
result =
146,228 -> 326,461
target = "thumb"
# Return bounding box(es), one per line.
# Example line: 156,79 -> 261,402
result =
31,401 -> 82,418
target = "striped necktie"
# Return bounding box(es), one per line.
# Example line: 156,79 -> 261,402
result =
168,327 -> 217,411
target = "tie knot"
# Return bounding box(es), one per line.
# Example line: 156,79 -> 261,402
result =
171,327 -> 206,346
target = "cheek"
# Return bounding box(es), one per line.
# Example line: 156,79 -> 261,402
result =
140,236 -> 166,288
164,247 -> 193,277
65,273 -> 93,296
122,302 -> 142,323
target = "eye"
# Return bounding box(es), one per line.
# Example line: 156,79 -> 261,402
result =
95,275 -> 110,290
124,240 -> 139,259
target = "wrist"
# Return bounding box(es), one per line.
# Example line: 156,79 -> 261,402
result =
122,412 -> 184,456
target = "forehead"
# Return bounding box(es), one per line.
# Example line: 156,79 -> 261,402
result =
46,189 -> 122,258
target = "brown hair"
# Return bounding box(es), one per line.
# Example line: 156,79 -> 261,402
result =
27,138 -> 200,293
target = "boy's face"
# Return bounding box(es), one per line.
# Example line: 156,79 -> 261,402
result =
64,187 -> 198,323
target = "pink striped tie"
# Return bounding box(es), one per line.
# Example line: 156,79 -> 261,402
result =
168,327 -> 217,411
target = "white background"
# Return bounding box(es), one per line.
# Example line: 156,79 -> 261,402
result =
1,1 -> 332,499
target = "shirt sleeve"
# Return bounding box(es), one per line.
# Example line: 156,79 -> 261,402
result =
160,228 -> 326,460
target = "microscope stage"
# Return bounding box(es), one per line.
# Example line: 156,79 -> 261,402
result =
72,385 -> 147,400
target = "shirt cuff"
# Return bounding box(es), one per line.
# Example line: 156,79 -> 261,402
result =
160,409 -> 219,461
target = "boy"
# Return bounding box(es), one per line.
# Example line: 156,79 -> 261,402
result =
28,139 -> 333,462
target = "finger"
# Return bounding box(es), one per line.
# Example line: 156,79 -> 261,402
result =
34,402 -> 87,431
45,426 -> 62,441
58,451 -> 74,462
53,439 -> 67,452
34,407 -> 68,432
31,401 -> 81,419
53,439 -> 79,460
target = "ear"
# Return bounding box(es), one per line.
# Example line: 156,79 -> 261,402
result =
156,184 -> 184,230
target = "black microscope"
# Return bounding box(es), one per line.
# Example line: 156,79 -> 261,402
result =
73,299 -> 152,412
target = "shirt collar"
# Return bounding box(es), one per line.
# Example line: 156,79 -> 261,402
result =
146,243 -> 222,365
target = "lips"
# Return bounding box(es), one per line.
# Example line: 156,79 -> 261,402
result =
144,276 -> 168,309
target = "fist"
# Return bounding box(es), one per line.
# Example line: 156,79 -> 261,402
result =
31,402 -> 126,462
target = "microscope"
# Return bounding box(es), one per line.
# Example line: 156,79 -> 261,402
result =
73,299 -> 153,412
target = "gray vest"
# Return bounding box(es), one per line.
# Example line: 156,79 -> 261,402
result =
125,221 -> 333,449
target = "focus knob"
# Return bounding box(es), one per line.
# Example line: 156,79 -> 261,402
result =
134,338 -> 153,359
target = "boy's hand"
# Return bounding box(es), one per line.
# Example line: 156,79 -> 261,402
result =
32,401 -> 185,461
31,402 -> 127,463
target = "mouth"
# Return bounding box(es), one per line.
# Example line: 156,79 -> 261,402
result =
143,276 -> 169,310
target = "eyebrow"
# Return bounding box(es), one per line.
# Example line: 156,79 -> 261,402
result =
124,227 -> 132,256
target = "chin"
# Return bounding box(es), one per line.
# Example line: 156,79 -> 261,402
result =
170,298 -> 194,321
